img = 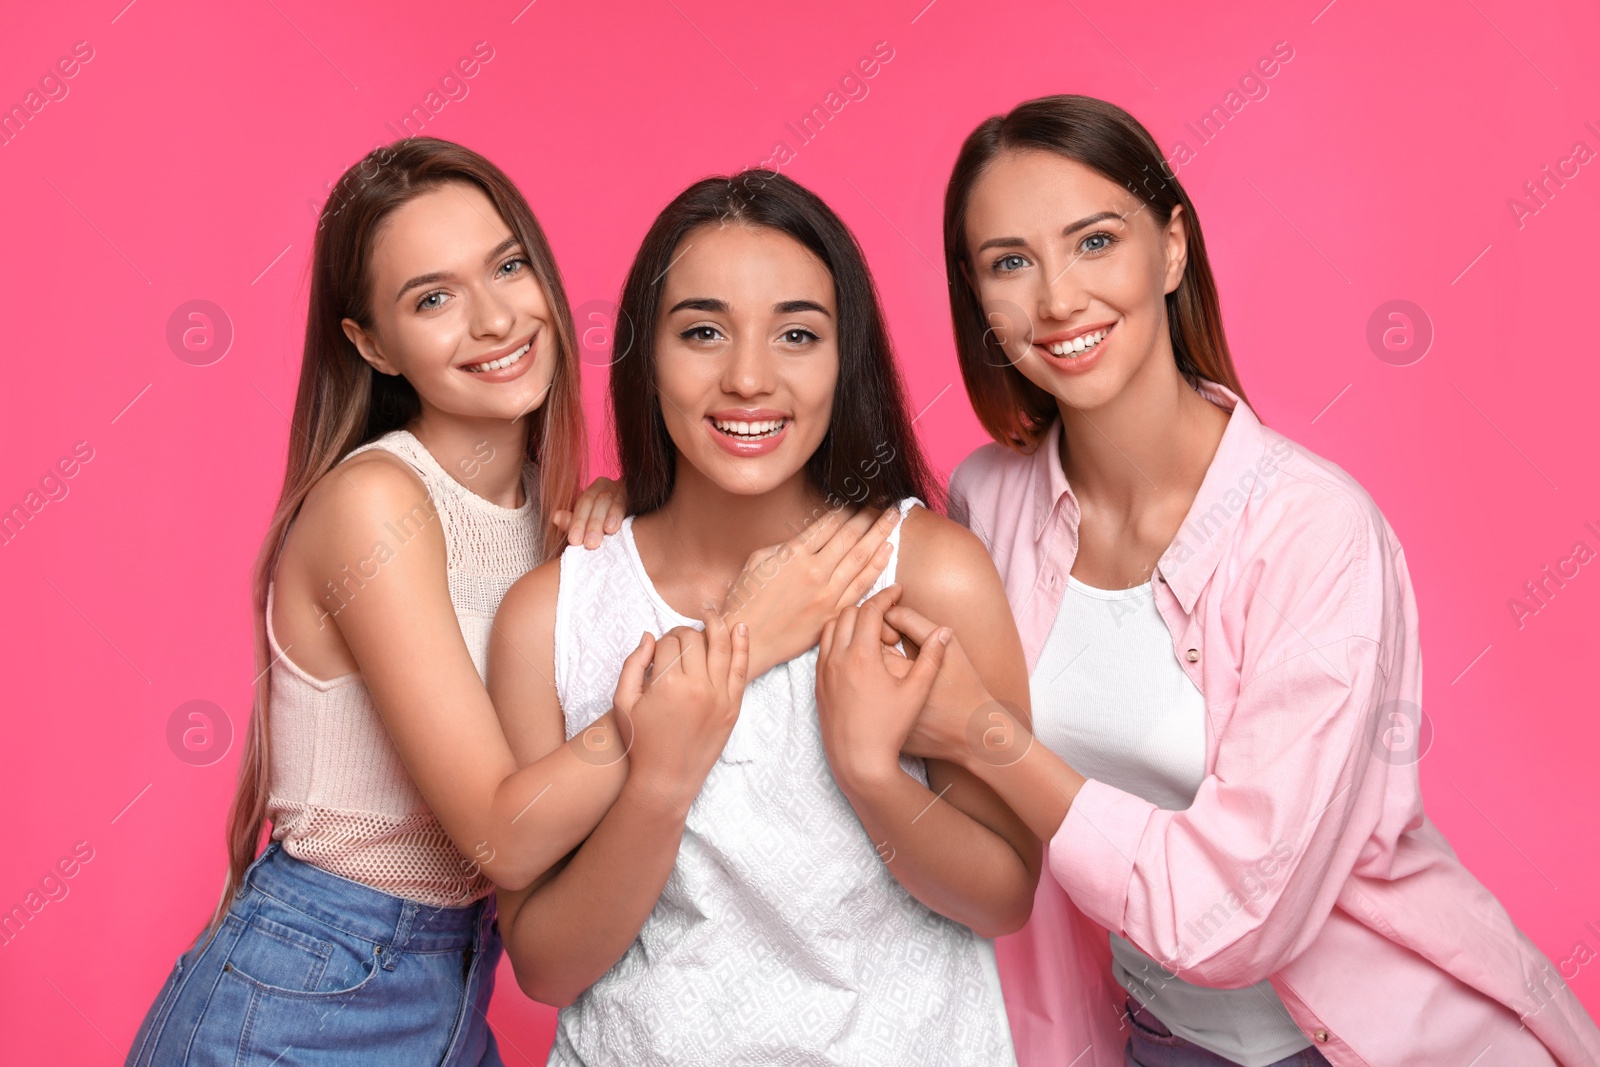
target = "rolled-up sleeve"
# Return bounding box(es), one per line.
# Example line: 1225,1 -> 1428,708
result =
1047,506 -> 1412,989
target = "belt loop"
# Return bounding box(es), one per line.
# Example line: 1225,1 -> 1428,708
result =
384,901 -> 415,971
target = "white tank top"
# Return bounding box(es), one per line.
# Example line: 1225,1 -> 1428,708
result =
264,428 -> 540,907
1031,574 -> 1312,1067
549,498 -> 1016,1066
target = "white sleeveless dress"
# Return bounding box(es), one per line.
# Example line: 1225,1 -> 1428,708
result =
548,497 -> 1017,1066
264,427 -> 540,906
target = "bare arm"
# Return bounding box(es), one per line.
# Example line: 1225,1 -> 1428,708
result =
496,612 -> 750,1006
815,506 -> 1041,938
272,453 -> 618,892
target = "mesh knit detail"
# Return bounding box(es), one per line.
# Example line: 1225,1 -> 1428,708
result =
264,429 -> 540,907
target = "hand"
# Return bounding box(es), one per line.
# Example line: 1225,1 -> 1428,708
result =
611,610 -> 750,811
722,504 -> 902,678
880,597 -> 1023,768
815,587 -> 949,792
551,476 -> 626,549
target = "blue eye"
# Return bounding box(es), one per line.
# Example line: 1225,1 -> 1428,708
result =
1079,232 -> 1115,254
499,257 -> 529,276
417,290 -> 447,311
993,253 -> 1028,274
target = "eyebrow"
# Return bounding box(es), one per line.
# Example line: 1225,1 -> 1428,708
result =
394,236 -> 523,303
975,211 -> 1125,253
666,297 -> 833,317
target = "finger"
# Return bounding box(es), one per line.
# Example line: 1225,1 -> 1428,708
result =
794,502 -> 855,554
727,621 -> 750,697
851,596 -> 888,653
603,484 -> 626,533
650,632 -> 683,679
835,540 -> 895,611
832,604 -> 860,651
882,602 -> 943,648
860,583 -> 905,618
880,643 -> 914,679
566,491 -> 598,546
819,617 -> 837,662
818,505 -> 879,564
580,480 -> 619,545
675,625 -> 707,678
613,632 -> 656,711
832,504 -> 899,567
550,508 -> 572,531
904,625 -> 952,697
879,618 -> 902,646
702,609 -> 731,683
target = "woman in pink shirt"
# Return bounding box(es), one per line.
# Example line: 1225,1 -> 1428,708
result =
871,94 -> 1600,1066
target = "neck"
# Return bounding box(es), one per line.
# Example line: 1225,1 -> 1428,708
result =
645,456 -> 830,578
407,406 -> 532,509
1055,345 -> 1226,517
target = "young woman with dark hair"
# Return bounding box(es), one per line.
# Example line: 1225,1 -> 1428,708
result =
121,138 -> 891,1065
871,94 -> 1600,1066
488,170 -> 1040,1064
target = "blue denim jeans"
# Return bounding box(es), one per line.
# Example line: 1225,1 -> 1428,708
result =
125,841 -> 504,1066
1124,996 -> 1333,1067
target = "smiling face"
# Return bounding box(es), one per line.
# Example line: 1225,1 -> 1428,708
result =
653,222 -> 839,498
962,149 -> 1188,410
341,180 -> 559,425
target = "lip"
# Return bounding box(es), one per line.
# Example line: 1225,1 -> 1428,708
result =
459,329 -> 538,383
1033,321 -> 1116,375
705,409 -> 791,458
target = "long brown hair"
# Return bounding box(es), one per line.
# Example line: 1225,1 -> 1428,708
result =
611,170 -> 940,515
201,137 -> 586,944
943,94 -> 1252,452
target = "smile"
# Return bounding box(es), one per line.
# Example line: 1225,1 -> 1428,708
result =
711,416 -> 788,440
1043,327 -> 1109,359
463,338 -> 533,373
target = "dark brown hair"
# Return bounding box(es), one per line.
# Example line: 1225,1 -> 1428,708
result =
611,170 -> 939,515
205,137 -> 586,945
943,94 -> 1252,451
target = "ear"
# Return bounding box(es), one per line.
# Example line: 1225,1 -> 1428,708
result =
1161,204 -> 1189,297
341,317 -> 400,376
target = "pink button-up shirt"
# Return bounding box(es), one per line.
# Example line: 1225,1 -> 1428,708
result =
948,378 -> 1600,1067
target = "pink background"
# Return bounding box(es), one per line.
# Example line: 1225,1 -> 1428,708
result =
3,0 -> 1598,1060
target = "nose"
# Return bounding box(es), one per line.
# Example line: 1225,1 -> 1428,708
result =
720,332 -> 777,398
469,279 -> 516,339
1035,253 -> 1088,326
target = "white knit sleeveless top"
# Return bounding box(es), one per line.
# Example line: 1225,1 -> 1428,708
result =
549,497 -> 1017,1066
264,428 -> 540,907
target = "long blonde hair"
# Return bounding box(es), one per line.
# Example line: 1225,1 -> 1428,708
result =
200,137 -> 587,944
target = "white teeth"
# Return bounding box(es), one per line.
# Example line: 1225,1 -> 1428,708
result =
1046,329 -> 1108,358
713,417 -> 787,439
465,339 -> 532,373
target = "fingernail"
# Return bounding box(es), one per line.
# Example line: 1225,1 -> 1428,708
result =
938,628 -> 952,644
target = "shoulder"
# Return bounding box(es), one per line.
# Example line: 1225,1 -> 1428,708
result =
897,504 -> 1007,610
1234,428 -> 1406,640
948,439 -> 1030,502
947,438 -> 1041,544
494,552 -> 564,664
498,551 -> 563,627
1249,428 -> 1398,562
287,446 -> 441,566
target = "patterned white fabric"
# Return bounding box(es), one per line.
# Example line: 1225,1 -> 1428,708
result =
265,428 -> 540,907
549,497 -> 1017,1066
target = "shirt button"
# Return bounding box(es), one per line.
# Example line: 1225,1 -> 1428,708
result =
1313,1029 -> 1330,1043
1185,648 -> 1200,662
